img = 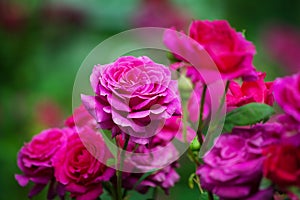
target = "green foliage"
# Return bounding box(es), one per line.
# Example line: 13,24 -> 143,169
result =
223,103 -> 275,133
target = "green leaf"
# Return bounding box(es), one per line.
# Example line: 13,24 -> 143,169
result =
259,178 -> 272,190
288,186 -> 300,199
223,103 -> 275,133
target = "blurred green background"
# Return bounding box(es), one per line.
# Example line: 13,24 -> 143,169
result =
1,0 -> 299,199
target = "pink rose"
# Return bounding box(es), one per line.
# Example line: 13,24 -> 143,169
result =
273,72 -> 300,122
15,128 -> 69,198
53,131 -> 115,200
226,72 -> 274,109
82,56 -> 181,144
189,20 -> 257,81
164,20 -> 257,83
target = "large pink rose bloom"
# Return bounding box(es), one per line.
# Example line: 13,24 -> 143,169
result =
189,20 -> 257,81
53,131 -> 114,200
273,72 -> 300,122
15,128 -> 69,198
82,56 -> 181,144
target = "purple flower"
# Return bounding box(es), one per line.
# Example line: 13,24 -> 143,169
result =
273,114 -> 300,146
15,128 -> 69,198
197,126 -> 280,200
122,162 -> 180,195
273,72 -> 300,122
82,56 -> 181,144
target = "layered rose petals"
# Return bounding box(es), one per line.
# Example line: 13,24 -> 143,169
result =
82,56 -> 181,144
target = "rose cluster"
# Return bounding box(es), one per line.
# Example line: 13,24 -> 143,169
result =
16,19 -> 300,200
164,20 -> 300,199
16,56 -> 183,200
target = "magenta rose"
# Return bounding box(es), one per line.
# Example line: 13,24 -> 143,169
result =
53,130 -> 115,200
82,56 -> 181,144
189,20 -> 257,81
164,20 -> 257,83
273,72 -> 300,122
15,128 -> 69,198
226,72 -> 274,109
197,126 -> 280,199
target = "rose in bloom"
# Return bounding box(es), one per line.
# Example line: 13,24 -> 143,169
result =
82,56 -> 181,144
164,20 -> 257,83
273,72 -> 300,122
197,126 -> 280,200
226,72 -> 274,109
15,128 -> 69,198
189,20 -> 257,81
263,144 -> 300,189
53,131 -> 115,200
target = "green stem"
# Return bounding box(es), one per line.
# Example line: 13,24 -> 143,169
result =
116,136 -> 129,200
196,84 -> 207,145
152,187 -> 158,200
217,80 -> 230,115
208,191 -> 214,200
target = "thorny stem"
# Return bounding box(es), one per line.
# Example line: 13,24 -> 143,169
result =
196,84 -> 207,145
116,136 -> 129,200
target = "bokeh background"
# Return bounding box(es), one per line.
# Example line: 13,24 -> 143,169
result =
1,0 -> 299,199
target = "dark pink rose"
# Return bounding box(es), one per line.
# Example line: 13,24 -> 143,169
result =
197,126 -> 280,199
15,128 -> 69,198
82,56 -> 181,144
164,20 -> 257,84
53,131 -> 114,200
189,20 -> 257,81
273,72 -> 300,122
226,72 -> 274,109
